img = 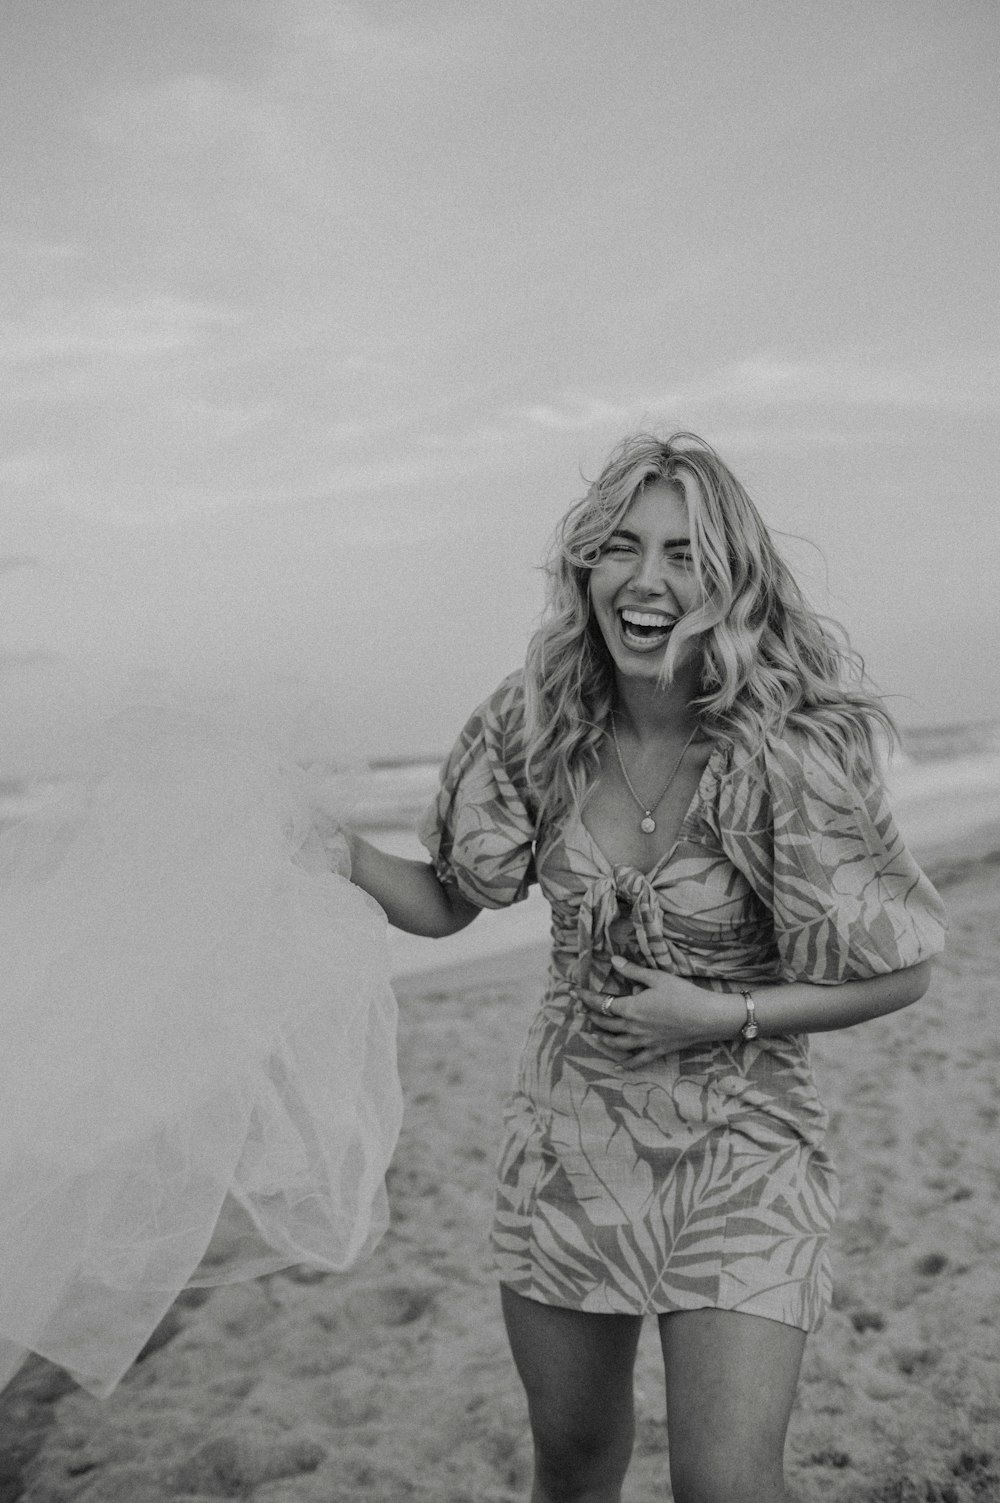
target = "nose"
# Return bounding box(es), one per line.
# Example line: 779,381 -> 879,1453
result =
631,548 -> 670,596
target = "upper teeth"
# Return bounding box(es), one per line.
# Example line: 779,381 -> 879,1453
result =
621,610 -> 675,627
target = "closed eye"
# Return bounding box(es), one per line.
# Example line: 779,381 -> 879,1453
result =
602,543 -> 692,563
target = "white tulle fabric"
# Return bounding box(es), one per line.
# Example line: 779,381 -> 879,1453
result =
0,707 -> 402,1398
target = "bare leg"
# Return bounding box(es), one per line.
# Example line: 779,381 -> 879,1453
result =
658,1308 -> 806,1503
500,1285 -> 643,1503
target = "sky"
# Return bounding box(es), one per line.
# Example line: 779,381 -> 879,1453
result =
2,0 -> 998,769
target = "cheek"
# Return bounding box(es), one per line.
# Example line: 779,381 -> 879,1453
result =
586,583 -> 619,643
673,568 -> 702,609
589,594 -> 615,636
587,569 -> 616,613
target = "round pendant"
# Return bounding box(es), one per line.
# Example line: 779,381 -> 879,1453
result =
640,815 -> 656,834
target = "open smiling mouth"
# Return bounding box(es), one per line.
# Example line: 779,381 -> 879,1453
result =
618,608 -> 678,650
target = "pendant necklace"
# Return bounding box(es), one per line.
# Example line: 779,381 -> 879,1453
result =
610,716 -> 698,834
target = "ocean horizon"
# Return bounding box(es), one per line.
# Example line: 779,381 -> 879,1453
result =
3,712 -> 999,827
343,714 -> 1000,828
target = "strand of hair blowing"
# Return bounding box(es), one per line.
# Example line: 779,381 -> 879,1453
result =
523,433 -> 896,830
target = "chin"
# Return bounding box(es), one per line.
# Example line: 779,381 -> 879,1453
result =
610,649 -> 673,688
610,641 -> 701,697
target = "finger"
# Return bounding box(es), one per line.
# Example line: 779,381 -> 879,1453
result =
588,1015 -> 633,1035
573,989 -> 632,1024
621,1048 -> 665,1071
609,955 -> 661,985
577,1001 -> 641,1035
574,986 -> 629,1006
592,1032 -> 640,1054
596,1030 -> 655,1051
583,1007 -> 633,1034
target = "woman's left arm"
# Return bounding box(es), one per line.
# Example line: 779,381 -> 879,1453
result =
577,957 -> 934,1070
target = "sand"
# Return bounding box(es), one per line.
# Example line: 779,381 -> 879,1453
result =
2,841 -> 998,1502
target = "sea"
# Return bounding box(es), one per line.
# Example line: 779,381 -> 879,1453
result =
366,720 -> 1000,815
2,718 -> 998,980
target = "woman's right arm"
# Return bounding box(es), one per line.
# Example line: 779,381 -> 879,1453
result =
346,831 -> 480,939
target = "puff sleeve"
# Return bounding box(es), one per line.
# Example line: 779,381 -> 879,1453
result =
714,729 -> 947,983
418,672 -> 538,910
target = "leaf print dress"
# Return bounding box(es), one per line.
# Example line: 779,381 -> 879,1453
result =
420,673 -> 947,1331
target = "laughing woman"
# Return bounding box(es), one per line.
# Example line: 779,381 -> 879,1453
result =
346,432 -> 946,1503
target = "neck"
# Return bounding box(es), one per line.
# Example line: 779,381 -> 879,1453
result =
612,671 -> 700,743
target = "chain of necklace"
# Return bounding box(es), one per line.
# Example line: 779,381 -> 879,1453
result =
609,716 -> 698,834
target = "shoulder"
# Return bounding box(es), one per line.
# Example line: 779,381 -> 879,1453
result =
481,668 -> 527,723
724,719 -> 867,789
713,718 -> 882,834
421,670 -> 537,872
457,670 -> 528,756
437,670 -> 532,803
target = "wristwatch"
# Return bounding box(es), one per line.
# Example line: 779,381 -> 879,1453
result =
739,989 -> 759,1041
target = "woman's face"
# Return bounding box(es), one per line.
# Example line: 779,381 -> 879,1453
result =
587,480 -> 702,686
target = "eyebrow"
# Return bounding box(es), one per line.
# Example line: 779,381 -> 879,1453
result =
607,527 -> 691,548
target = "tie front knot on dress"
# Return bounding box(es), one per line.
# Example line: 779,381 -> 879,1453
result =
576,865 -> 687,987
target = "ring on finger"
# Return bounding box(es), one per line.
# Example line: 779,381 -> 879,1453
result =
601,995 -> 616,1017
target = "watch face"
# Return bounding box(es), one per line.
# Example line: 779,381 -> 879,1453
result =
742,1022 -> 759,1040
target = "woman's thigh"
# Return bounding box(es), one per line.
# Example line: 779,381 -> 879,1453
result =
658,1308 -> 806,1503
501,1284 -> 643,1454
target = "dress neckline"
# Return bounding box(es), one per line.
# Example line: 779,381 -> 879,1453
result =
576,741 -> 722,881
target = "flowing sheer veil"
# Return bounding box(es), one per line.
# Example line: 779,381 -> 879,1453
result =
0,683 -> 402,1397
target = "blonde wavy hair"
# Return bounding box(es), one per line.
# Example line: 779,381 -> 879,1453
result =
523,431 -> 896,826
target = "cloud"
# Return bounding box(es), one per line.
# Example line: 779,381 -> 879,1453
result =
320,454 -> 477,495
0,295 -> 241,368
0,649 -> 58,670
522,351 -> 1000,435
85,73 -> 287,160
676,354 -> 1000,413
268,0 -> 485,80
524,396 -> 634,433
0,295 -> 247,411
0,238 -> 88,265
162,397 -> 278,435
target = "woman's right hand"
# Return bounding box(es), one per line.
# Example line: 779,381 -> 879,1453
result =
298,808 -> 353,879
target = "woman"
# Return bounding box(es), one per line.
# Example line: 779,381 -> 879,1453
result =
346,432 -> 946,1503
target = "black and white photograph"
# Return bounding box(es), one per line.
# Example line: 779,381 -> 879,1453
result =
1,4 -> 997,1500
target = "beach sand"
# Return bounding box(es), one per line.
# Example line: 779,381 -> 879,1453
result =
2,834 -> 999,1502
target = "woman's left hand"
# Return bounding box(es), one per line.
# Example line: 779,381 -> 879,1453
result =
574,956 -> 742,1069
